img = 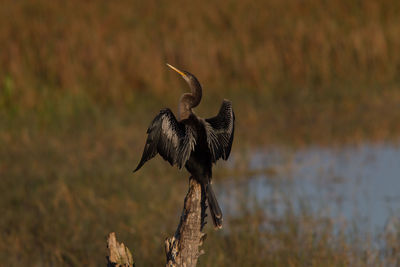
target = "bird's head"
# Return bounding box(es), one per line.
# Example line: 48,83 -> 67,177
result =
166,63 -> 201,91
166,63 -> 202,111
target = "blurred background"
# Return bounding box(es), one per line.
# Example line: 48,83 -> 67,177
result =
1,0 -> 400,266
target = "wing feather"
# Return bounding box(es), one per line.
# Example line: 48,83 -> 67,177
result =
204,100 -> 235,163
134,108 -> 195,172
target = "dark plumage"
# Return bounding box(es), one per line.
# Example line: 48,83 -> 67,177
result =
134,64 -> 235,228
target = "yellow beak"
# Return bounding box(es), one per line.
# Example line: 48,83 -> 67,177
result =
166,63 -> 187,78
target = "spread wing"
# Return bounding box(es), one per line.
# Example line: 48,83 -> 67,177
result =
134,108 -> 196,172
204,100 -> 235,163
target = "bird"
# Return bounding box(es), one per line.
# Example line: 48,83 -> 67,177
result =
134,63 -> 235,229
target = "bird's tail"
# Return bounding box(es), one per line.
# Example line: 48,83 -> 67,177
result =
205,183 -> 223,229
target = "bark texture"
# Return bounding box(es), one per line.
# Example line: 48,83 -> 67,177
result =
165,177 -> 207,267
107,232 -> 135,267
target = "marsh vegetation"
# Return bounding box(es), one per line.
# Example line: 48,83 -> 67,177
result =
1,0 -> 400,266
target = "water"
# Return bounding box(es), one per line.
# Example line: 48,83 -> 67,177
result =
221,143 -> 400,235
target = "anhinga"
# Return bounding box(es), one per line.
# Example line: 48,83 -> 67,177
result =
134,64 -> 235,228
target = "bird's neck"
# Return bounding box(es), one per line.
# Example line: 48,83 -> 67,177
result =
178,93 -> 194,121
188,78 -> 202,108
178,79 -> 202,121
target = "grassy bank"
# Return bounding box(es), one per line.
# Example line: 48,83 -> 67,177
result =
1,0 -> 400,145
2,0 -> 400,101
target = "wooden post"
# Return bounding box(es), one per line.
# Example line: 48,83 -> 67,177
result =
107,176 -> 207,267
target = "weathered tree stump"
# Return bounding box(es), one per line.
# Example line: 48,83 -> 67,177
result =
107,176 -> 207,267
165,177 -> 207,267
106,232 -> 135,267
